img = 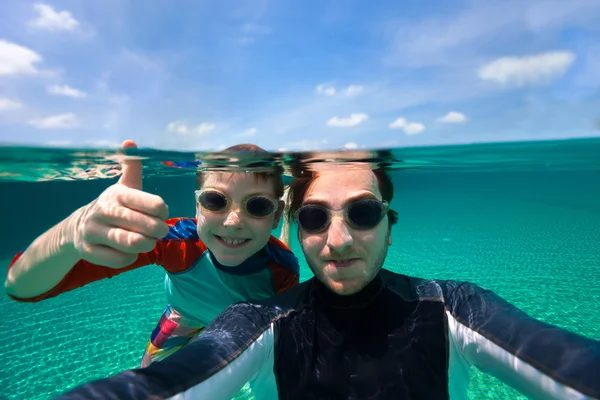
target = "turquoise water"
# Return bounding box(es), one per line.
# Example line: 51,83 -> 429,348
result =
1,138 -> 599,399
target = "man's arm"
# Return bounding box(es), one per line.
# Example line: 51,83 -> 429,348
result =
444,281 -> 600,400
56,303 -> 277,400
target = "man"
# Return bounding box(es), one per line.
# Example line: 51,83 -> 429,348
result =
57,163 -> 600,400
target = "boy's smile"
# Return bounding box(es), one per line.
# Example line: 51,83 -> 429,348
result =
196,172 -> 283,266
214,235 -> 251,247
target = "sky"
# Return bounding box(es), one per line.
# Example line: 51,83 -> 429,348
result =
0,0 -> 599,152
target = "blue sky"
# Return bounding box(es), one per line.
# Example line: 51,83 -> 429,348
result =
0,0 -> 599,152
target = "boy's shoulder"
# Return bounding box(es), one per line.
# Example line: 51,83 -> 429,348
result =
264,236 -> 300,275
162,217 -> 200,241
156,217 -> 209,273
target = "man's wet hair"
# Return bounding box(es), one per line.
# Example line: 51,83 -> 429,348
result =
196,144 -> 285,199
285,150 -> 399,228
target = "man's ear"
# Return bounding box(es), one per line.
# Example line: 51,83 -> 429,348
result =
272,200 -> 285,229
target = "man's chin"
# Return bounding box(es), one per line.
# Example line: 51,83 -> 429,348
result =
325,277 -> 367,296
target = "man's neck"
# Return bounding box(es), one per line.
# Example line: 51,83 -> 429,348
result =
313,273 -> 384,309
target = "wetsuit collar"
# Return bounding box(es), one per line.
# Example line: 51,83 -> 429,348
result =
314,273 -> 384,309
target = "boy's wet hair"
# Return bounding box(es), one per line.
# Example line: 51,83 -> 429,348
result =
196,144 -> 285,199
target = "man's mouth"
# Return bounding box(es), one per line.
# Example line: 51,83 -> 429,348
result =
326,258 -> 360,268
215,235 -> 251,248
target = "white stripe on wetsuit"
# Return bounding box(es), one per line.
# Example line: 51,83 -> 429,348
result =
168,324 -> 277,400
446,311 -> 595,400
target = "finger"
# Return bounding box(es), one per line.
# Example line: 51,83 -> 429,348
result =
115,187 -> 169,221
118,140 -> 143,191
98,204 -> 170,239
79,242 -> 139,269
86,224 -> 158,254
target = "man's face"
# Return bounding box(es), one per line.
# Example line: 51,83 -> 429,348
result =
196,172 -> 283,266
299,168 -> 392,295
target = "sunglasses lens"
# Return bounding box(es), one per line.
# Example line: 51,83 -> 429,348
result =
297,206 -> 329,232
199,191 -> 228,212
245,197 -> 276,218
348,200 -> 384,229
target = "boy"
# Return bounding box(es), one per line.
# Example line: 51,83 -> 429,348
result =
5,140 -> 299,366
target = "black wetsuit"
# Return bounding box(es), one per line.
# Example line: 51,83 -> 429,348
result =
58,269 -> 600,399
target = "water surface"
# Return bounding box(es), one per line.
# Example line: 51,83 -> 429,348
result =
1,138 -> 599,399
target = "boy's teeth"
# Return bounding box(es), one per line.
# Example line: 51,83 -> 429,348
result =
221,237 -> 247,245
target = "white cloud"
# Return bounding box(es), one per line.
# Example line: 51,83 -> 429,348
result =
404,123 -> 425,135
315,84 -> 363,97
326,113 -> 369,127
389,117 -> 425,135
167,120 -> 216,136
239,127 -> 257,137
345,85 -> 364,96
30,3 -> 79,31
342,142 -> 359,149
478,51 -> 575,86
194,123 -> 216,135
29,113 -> 78,129
316,84 -> 336,96
385,1 -> 599,70
438,111 -> 467,123
0,40 -> 42,75
47,84 -> 87,98
389,117 -> 408,129
0,98 -> 23,111
167,120 -> 188,134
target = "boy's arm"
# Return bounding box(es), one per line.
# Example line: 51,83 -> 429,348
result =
7,218 -> 204,302
6,245 -> 158,302
4,139 -> 170,301
6,206 -> 88,299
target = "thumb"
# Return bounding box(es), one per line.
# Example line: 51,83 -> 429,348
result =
118,139 -> 143,190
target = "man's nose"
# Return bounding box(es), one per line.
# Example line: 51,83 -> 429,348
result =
326,217 -> 353,251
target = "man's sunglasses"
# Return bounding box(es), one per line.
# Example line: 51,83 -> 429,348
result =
295,199 -> 389,233
195,190 -> 279,218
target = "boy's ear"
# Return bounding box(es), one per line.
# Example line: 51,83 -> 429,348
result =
195,199 -> 201,219
272,200 -> 285,229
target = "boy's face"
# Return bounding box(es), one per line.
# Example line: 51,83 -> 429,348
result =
196,172 -> 284,266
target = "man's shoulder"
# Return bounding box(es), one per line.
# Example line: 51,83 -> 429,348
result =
217,279 -> 313,323
379,269 -> 485,304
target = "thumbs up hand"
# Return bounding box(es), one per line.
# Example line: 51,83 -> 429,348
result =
71,140 -> 170,268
